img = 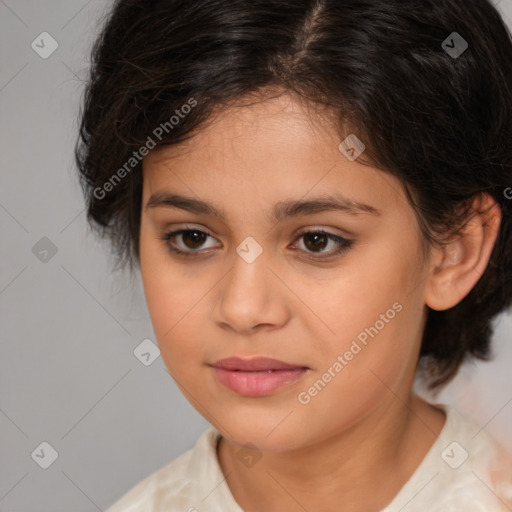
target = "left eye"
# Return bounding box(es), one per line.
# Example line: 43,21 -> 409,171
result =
291,230 -> 353,257
160,228 -> 353,258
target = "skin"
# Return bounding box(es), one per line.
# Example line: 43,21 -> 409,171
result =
139,90 -> 501,512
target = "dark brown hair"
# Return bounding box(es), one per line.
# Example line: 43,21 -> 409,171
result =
76,0 -> 512,388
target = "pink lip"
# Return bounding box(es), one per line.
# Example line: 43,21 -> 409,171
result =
211,357 -> 308,396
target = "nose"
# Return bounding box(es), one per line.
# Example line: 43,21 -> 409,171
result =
212,246 -> 290,334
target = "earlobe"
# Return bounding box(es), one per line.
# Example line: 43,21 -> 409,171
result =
424,194 -> 501,311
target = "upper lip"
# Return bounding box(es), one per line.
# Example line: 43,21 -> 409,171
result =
211,357 -> 307,371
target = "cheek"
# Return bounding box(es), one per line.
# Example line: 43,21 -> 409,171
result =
291,238 -> 424,396
291,244 -> 417,356
142,275 -> 205,380
293,301 -> 422,441
139,228 -> 192,352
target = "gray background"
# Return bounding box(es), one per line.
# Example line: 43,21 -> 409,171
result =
0,1 -> 511,510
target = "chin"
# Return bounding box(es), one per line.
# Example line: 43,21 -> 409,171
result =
212,412 -> 306,452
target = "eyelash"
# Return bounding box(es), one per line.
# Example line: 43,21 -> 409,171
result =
159,227 -> 354,260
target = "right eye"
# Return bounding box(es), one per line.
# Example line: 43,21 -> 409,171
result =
159,228 -> 220,258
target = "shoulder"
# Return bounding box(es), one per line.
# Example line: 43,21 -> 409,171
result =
384,404 -> 512,512
435,406 -> 512,511
105,426 -> 221,512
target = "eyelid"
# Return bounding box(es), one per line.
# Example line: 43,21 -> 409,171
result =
292,224 -> 353,239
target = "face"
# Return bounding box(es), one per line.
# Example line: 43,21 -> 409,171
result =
139,92 -> 432,452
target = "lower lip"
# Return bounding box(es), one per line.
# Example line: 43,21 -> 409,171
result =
212,367 -> 307,397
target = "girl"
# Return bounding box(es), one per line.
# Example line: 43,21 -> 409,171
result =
76,0 -> 512,510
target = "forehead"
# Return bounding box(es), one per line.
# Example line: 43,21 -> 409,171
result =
146,91 -> 341,168
142,93 -> 405,217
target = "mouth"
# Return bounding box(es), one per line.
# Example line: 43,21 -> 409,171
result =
210,357 -> 309,396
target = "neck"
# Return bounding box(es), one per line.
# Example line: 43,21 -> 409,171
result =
217,394 -> 446,512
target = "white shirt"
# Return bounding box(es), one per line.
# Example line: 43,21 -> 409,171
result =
106,405 -> 512,511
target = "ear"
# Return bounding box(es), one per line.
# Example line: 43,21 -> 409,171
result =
424,194 -> 501,311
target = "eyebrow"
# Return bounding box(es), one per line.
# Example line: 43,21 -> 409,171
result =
145,192 -> 381,222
